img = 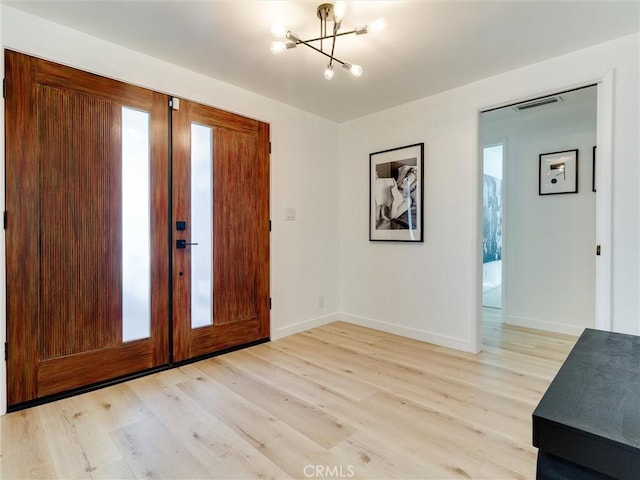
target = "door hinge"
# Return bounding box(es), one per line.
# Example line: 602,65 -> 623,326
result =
4,342 -> 7,362
269,220 -> 272,232
269,142 -> 271,154
596,244 -> 601,256
169,97 -> 180,110
269,298 -> 272,310
3,211 -> 6,230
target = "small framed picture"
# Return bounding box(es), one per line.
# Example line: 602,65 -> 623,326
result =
539,149 -> 578,195
370,143 -> 424,242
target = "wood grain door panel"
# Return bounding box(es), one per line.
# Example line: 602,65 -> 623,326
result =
5,51 -> 169,406
5,51 -> 269,407
172,101 -> 270,362
38,85 -> 121,360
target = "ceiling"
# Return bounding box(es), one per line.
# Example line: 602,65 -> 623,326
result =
3,1 -> 639,123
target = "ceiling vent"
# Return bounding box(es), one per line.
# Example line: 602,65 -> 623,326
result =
512,95 -> 563,112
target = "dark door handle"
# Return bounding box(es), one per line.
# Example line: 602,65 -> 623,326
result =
176,239 -> 199,249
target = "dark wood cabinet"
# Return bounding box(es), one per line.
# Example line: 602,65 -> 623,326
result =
533,329 -> 640,479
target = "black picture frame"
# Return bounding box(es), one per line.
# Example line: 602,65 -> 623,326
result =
539,149 -> 578,195
369,143 -> 424,242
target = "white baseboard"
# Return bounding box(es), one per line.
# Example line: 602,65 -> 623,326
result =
503,314 -> 586,336
270,313 -> 339,340
338,313 -> 476,353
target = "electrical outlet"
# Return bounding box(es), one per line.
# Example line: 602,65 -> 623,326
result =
286,208 -> 296,221
318,296 -> 325,308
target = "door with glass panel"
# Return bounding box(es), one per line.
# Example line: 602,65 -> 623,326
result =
5,52 -> 270,407
171,99 -> 270,362
5,51 -> 169,406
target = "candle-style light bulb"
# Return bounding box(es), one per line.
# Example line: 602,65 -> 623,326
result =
324,64 -> 335,80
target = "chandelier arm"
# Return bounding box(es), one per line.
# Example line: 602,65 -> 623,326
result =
328,18 -> 338,66
295,38 -> 347,67
297,29 -> 359,44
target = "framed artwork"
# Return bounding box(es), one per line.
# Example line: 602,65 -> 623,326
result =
370,143 -> 424,242
539,149 -> 578,195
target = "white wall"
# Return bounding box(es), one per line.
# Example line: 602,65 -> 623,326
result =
483,90 -> 597,335
339,33 -> 639,352
0,6 -> 342,413
339,91 -> 481,351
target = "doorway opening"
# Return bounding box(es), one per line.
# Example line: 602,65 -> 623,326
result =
482,143 -> 504,311
479,85 -> 599,343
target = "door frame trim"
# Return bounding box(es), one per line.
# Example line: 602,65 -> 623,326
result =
473,73 -> 614,353
594,71 -> 614,331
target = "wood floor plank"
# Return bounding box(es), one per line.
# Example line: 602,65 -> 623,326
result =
356,390 -> 536,479
177,371 -> 323,478
195,355 -> 357,449
307,324 -> 389,349
278,331 -> 550,406
0,407 -> 58,479
439,344 -> 566,382
248,342 -> 379,401
36,398 -> 125,479
339,429 -> 473,479
127,371 -> 291,479
67,382 -> 156,431
0,319 -> 577,479
110,416 -> 211,479
253,334 -> 534,445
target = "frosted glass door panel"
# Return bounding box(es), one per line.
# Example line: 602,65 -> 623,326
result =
122,107 -> 151,341
191,123 -> 213,328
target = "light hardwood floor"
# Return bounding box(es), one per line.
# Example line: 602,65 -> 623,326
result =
1,317 -> 577,479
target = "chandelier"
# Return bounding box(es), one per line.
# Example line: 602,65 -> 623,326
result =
270,1 -> 386,80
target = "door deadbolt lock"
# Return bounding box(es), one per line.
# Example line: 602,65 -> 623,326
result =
176,239 -> 199,249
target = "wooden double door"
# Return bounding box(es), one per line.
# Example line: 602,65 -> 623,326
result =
4,51 -> 270,408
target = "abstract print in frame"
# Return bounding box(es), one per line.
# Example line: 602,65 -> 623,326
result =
539,149 -> 578,195
370,143 -> 424,242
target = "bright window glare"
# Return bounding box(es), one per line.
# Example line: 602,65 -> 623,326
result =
122,107 -> 151,342
484,144 -> 503,180
191,123 -> 213,328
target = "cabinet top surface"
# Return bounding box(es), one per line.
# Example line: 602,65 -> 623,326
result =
533,328 -> 640,450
